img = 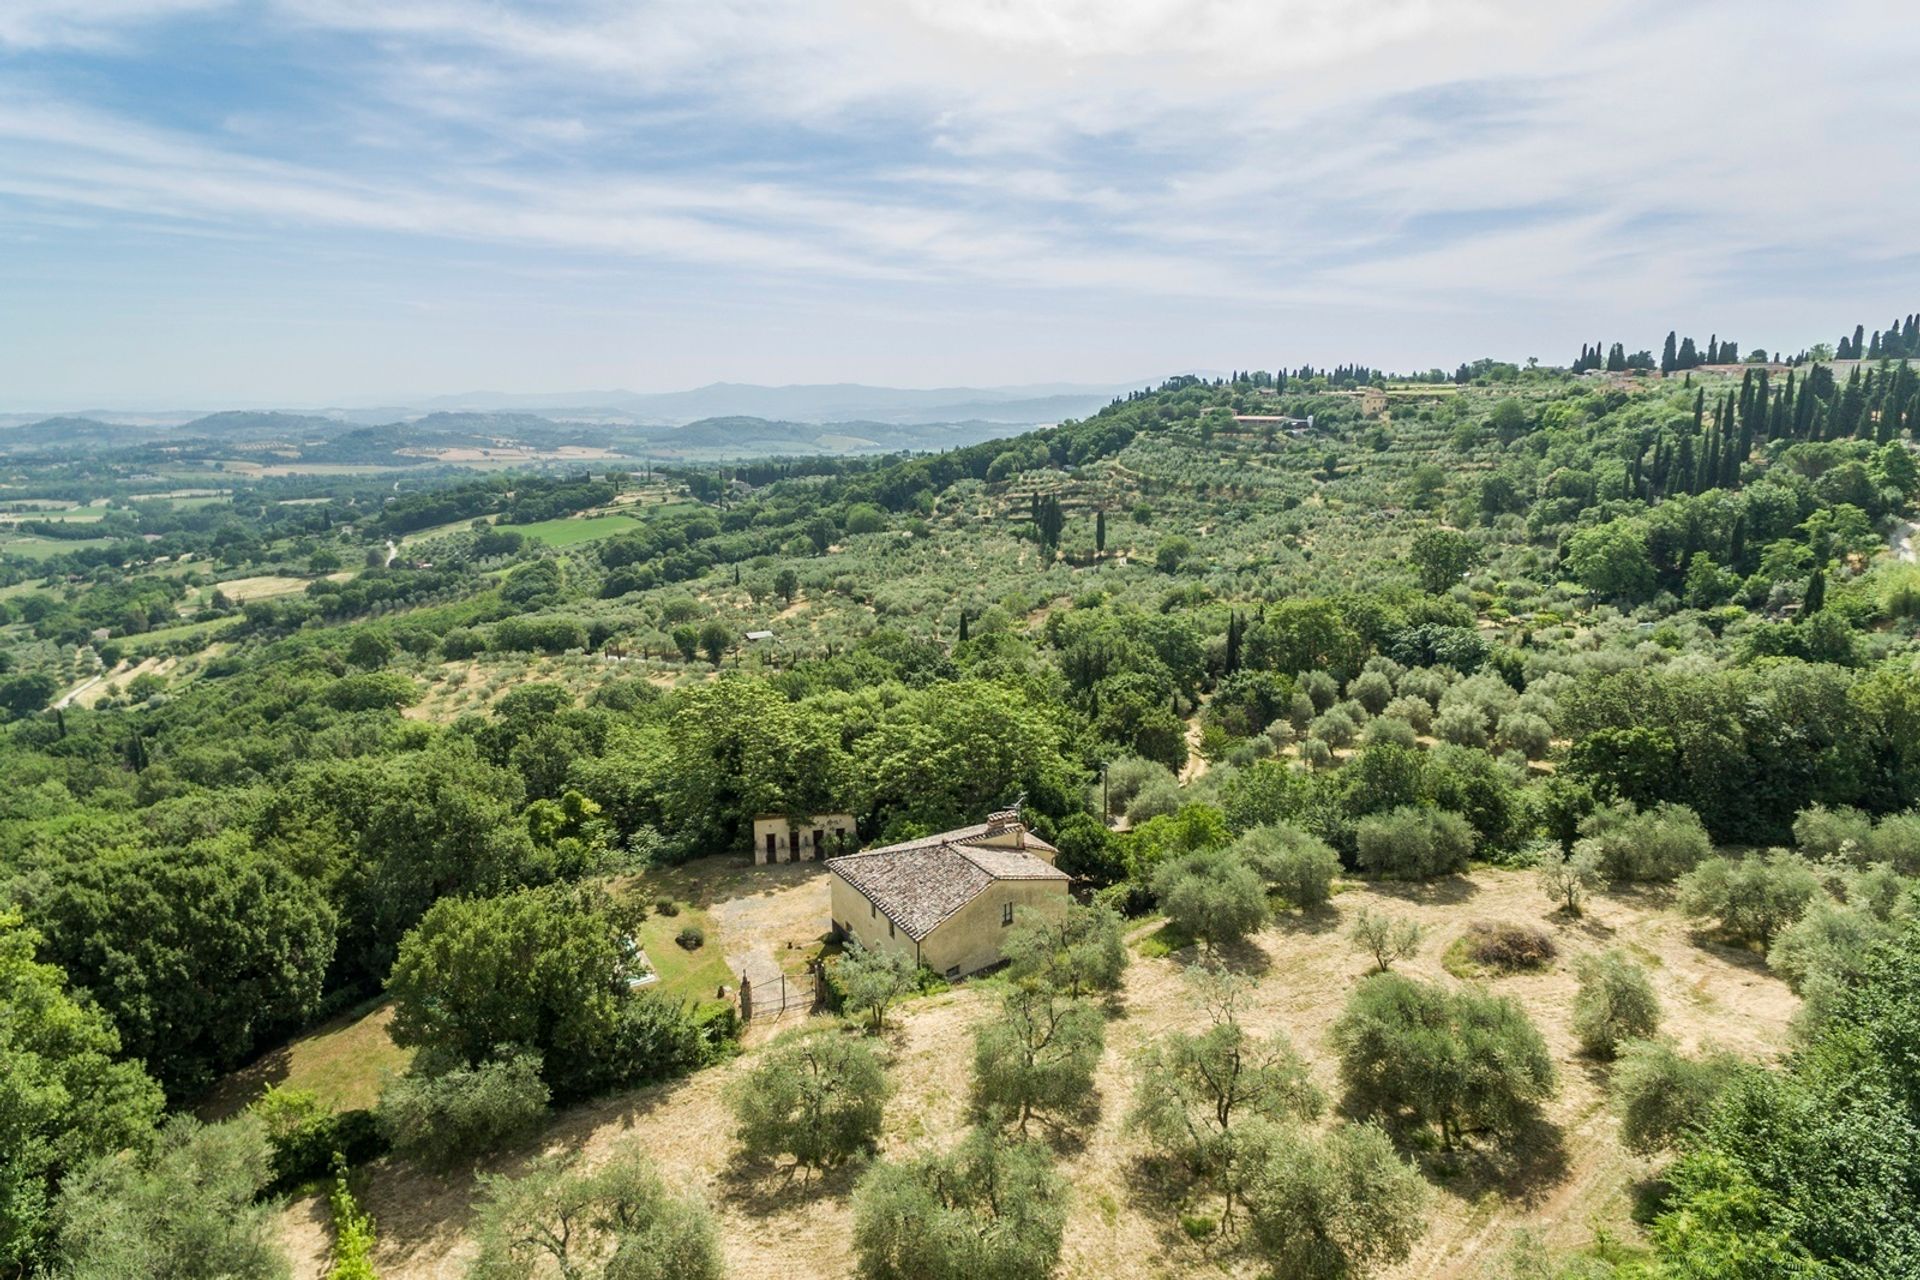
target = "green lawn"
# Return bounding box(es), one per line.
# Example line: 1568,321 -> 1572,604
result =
512,513 -> 641,547
199,1000 -> 413,1119
634,903 -> 733,1003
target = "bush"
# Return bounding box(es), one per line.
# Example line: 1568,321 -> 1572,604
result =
654,897 -> 680,917
1349,908 -> 1424,972
675,925 -> 705,951
1239,1121 -> 1428,1280
1233,823 -> 1340,908
1676,851 -> 1822,948
1580,802 -> 1710,882
469,1142 -> 722,1280
1354,805 -> 1475,879
851,1127 -> 1065,1280
375,1051 -> 549,1169
1151,849 -> 1270,950
971,987 -> 1104,1132
730,1027 -> 889,1170
1462,921 -> 1557,971
249,1086 -> 386,1192
1863,811 -> 1920,874
1330,973 -> 1556,1148
1610,1039 -> 1745,1154
1570,950 -> 1660,1058
324,1156 -> 376,1280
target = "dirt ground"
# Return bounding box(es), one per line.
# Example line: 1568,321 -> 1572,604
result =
280,868 -> 1797,1279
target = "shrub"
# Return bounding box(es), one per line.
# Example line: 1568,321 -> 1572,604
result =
675,925 -> 705,951
1151,849 -> 1270,950
324,1156 -> 376,1280
730,1027 -> 889,1170
1233,823 -> 1339,908
1677,851 -> 1822,948
1863,811 -> 1920,874
654,897 -> 680,917
249,1086 -> 386,1192
375,1050 -> 549,1169
1462,921 -> 1556,971
1610,1039 -> 1745,1154
1349,907 -> 1424,972
469,1142 -> 722,1280
1354,805 -> 1474,879
1580,802 -> 1710,882
1239,1121 -> 1428,1280
852,1127 -> 1065,1280
1330,973 -> 1556,1148
971,986 -> 1105,1133
1571,950 -> 1661,1058
1540,843 -> 1604,915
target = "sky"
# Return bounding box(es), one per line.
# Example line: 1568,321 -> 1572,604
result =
1,0 -> 1917,409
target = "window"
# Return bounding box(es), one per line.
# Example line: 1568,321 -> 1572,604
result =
870,902 -> 876,918
1001,902 -> 1014,927
888,919 -> 895,939
945,965 -> 961,980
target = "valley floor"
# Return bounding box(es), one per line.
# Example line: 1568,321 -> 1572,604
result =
277,866 -> 1797,1280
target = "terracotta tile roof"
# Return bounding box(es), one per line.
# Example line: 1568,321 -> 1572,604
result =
862,821 -> 1058,859
827,833 -> 1067,941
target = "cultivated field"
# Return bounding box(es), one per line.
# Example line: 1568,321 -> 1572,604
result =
275,867 -> 1796,1280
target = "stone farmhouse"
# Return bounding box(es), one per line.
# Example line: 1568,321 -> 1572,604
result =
826,809 -> 1069,979
752,812 -> 858,864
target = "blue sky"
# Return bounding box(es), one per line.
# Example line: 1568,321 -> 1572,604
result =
2,0 -> 1917,409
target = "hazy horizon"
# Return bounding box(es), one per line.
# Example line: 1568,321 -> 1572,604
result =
3,0 -> 1917,406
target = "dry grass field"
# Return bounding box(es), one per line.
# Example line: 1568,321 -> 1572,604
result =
277,868 -> 1797,1279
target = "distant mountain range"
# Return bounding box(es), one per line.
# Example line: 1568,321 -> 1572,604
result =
388,380 -> 1134,427
0,380 -> 1140,462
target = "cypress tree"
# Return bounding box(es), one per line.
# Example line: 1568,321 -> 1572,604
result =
1694,389 -> 1706,431
1095,508 -> 1106,557
1853,325 -> 1866,361
1803,566 -> 1826,617
959,610 -> 969,642
1662,331 -> 1679,374
1678,336 -> 1699,368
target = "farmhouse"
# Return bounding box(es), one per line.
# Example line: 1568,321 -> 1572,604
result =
752,812 -> 858,864
826,810 -> 1069,979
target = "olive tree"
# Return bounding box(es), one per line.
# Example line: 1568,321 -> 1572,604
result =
1540,843 -> 1604,916
467,1143 -> 722,1280
1353,806 -> 1474,879
837,939 -> 917,1033
1579,802 -> 1710,883
376,1050 -> 550,1170
1676,851 -> 1823,948
1238,1120 -> 1428,1280
1129,968 -> 1322,1192
1233,823 -> 1340,909
1348,907 -> 1424,972
851,1127 -> 1065,1280
1330,973 -> 1556,1148
971,985 -> 1105,1133
1152,849 -> 1270,951
729,1027 -> 889,1170
1570,950 -> 1661,1058
1609,1040 -> 1746,1155
999,899 -> 1128,997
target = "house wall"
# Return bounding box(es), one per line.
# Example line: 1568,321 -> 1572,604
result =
754,812 -> 858,865
921,879 -> 1069,978
830,874 -> 923,965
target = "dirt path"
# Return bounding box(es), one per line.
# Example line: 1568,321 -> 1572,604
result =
288,867 -> 1797,1280
1178,701 -> 1210,784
